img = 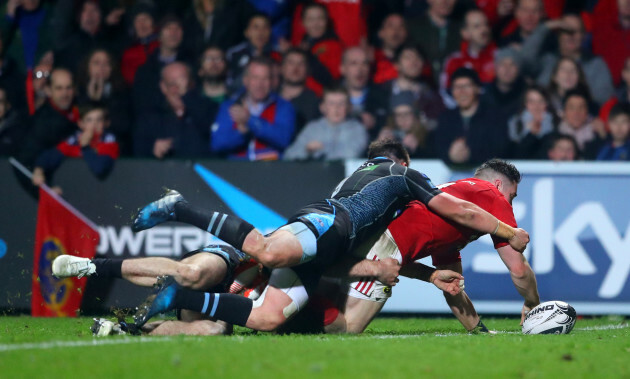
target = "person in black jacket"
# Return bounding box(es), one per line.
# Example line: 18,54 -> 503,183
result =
435,67 -> 509,166
133,62 -> 217,159
0,87 -> 28,156
340,47 -> 389,140
76,48 -> 132,155
15,68 -> 79,197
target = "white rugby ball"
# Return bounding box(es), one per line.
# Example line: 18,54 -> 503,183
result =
522,301 -> 577,335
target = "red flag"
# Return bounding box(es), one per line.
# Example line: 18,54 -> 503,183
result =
31,186 -> 100,317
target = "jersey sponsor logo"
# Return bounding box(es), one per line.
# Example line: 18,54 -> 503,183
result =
358,163 -> 378,172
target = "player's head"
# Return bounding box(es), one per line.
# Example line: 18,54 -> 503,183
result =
367,138 -> 410,166
474,159 -> 521,204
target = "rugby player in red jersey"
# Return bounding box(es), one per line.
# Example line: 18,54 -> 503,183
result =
327,159 -> 540,334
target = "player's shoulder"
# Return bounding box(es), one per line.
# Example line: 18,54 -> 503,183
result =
354,157 -> 397,173
441,178 -> 501,197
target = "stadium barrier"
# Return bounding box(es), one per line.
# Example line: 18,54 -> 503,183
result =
1,158 -> 629,315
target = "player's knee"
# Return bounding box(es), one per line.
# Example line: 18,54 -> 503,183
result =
257,251 -> 284,268
259,313 -> 286,331
178,264 -> 203,288
345,321 -> 366,334
194,321 -> 229,336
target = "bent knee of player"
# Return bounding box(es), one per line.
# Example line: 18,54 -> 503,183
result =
324,314 -> 347,334
345,319 -> 367,334
193,321 -> 230,336
177,263 -> 204,288
255,312 -> 286,332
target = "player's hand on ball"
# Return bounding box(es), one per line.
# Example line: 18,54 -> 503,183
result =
520,302 -> 537,326
509,228 -> 530,253
378,258 -> 400,286
430,270 -> 464,296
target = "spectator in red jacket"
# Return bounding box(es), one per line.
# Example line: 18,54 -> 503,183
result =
290,0 -> 367,48
297,3 -> 343,88
372,13 -> 408,85
592,0 -> 630,86
441,9 -> 497,108
32,104 -> 119,194
120,4 -> 159,86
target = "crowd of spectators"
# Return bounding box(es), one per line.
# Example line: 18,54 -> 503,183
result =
2,0 -> 630,189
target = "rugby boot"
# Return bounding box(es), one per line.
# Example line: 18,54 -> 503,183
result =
133,275 -> 178,328
52,255 -> 96,278
132,189 -> 185,232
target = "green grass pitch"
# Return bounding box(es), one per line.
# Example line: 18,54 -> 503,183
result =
0,316 -> 628,378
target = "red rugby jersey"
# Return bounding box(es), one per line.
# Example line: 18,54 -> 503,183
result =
388,178 -> 517,265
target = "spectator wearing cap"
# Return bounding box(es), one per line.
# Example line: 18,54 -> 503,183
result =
407,0 -> 462,85
284,87 -> 367,161
440,9 -> 496,109
481,48 -> 527,121
133,15 -> 192,116
120,4 -> 159,86
372,13 -> 408,85
378,91 -> 432,158
434,67 -> 509,165
382,44 -> 444,131
520,13 -> 614,106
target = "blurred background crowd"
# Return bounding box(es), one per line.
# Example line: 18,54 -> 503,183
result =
2,0 -> 630,190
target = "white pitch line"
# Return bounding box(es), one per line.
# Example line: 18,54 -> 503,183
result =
0,324 -> 627,352
0,336 -> 176,352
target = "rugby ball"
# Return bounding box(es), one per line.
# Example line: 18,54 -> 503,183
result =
522,301 -> 577,335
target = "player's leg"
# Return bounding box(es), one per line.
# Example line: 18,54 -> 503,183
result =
133,267 -> 310,332
435,261 -> 488,332
132,190 -> 262,259
147,309 -> 232,336
133,193 -> 340,268
52,248 -> 231,289
148,319 -> 230,336
341,282 -> 388,334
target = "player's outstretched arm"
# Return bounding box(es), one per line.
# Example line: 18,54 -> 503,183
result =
496,245 -> 540,324
399,262 -> 464,296
427,192 -> 530,252
327,257 -> 401,286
